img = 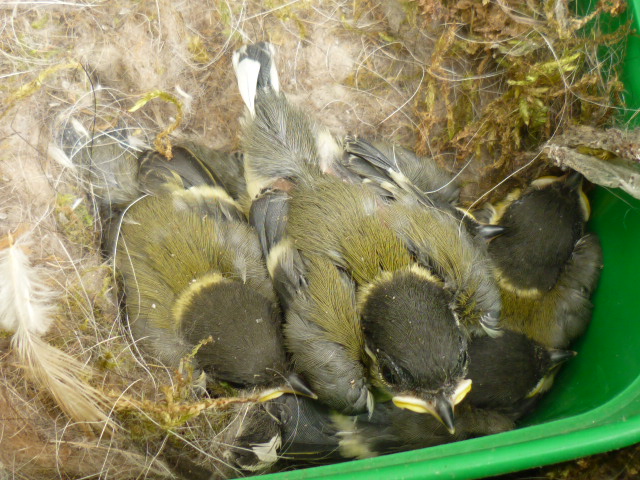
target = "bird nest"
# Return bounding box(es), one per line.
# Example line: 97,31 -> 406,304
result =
0,0 -> 632,479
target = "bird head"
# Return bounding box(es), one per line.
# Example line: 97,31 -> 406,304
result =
466,329 -> 576,409
359,266 -> 471,433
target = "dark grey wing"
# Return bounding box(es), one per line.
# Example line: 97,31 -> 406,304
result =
249,189 -> 307,311
249,189 -> 290,259
344,136 -> 401,177
554,232 -> 603,347
180,142 -> 247,200
138,146 -> 219,193
139,144 -> 247,202
344,136 -> 459,207
344,136 -> 413,200
272,396 -> 344,463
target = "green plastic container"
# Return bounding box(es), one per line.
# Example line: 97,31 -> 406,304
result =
255,3 -> 640,479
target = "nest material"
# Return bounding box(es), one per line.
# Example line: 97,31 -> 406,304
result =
0,0 -> 632,479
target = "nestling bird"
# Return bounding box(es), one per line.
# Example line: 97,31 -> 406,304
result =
115,186 -> 285,390
475,173 -> 603,348
466,328 -> 576,419
235,41 -> 501,432
227,327 -> 573,469
344,138 -> 602,349
65,125 -> 311,399
226,395 -> 491,471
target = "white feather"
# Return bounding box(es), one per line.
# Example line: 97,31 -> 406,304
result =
0,237 -> 52,335
241,435 -> 282,472
0,233 -> 114,434
233,53 -> 261,118
70,117 -> 90,139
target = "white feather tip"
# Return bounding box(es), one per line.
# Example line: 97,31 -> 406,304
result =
0,231 -> 114,434
233,54 -> 261,118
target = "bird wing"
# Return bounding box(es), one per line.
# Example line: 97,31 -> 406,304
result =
552,232 -> 603,348
285,255 -> 373,415
382,200 -> 502,336
138,146 -> 219,192
344,136 -> 460,206
181,143 -> 246,201
249,189 -> 307,310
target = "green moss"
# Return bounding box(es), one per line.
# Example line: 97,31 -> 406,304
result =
413,1 -> 628,180
188,35 -> 211,64
55,194 -> 96,248
30,13 -> 50,30
96,350 -> 118,371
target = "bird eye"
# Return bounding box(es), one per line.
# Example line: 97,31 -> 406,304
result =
380,364 -> 397,384
379,357 -> 412,387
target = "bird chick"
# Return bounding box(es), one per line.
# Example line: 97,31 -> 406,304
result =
479,173 -> 603,348
466,329 -> 575,419
68,127 -> 309,400
227,327 -> 575,471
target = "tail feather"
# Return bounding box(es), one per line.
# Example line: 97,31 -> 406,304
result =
235,42 -> 344,197
233,42 -> 280,117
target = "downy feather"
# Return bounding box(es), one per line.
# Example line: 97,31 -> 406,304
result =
0,232 -> 114,434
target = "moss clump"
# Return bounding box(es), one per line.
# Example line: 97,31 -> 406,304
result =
412,0 -> 628,200
55,194 -> 97,248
